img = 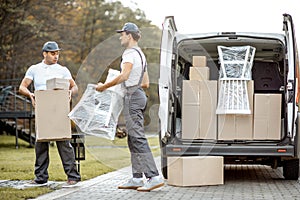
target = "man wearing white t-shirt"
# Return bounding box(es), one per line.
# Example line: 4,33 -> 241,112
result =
96,23 -> 164,192
19,41 -> 81,187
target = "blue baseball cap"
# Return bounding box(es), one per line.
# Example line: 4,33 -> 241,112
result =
116,22 -> 140,33
42,41 -> 61,52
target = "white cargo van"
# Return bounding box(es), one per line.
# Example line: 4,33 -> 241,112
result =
158,14 -> 300,180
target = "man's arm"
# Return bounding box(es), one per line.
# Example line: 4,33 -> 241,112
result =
69,78 -> 78,97
19,78 -> 33,97
19,78 -> 35,106
141,70 -> 149,89
96,62 -> 133,92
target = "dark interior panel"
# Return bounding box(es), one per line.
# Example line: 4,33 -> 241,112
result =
252,61 -> 284,92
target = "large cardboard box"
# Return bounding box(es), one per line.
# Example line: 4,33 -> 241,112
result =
189,67 -> 209,80
192,56 -> 207,67
46,78 -> 70,90
253,94 -> 282,140
168,156 -> 224,186
35,90 -> 71,141
182,80 -> 217,139
217,81 -> 254,140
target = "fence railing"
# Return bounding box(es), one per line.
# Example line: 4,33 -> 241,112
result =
0,79 -> 35,148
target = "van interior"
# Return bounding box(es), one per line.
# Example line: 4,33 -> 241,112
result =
175,34 -> 286,141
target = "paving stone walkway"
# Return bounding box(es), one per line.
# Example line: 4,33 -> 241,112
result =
35,158 -> 300,200
2,157 -> 300,200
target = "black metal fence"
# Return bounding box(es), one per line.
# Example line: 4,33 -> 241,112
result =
0,79 -> 35,148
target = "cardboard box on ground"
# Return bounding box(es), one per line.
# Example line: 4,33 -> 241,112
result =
168,156 -> 224,186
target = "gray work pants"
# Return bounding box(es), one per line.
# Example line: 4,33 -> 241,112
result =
34,140 -> 81,183
124,87 -> 159,179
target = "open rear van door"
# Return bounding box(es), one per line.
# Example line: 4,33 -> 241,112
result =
158,16 -> 177,141
283,13 -> 298,140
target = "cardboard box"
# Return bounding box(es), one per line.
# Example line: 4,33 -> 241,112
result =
46,78 -> 70,90
35,90 -> 71,141
189,67 -> 209,80
182,80 -> 217,139
253,94 -> 282,140
217,81 -> 254,140
168,156 -> 224,186
218,114 -> 253,140
192,56 -> 207,67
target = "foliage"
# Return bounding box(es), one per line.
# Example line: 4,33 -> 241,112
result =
0,0 -> 160,80
0,0 -> 162,131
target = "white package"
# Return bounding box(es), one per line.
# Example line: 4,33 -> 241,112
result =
68,69 -> 123,140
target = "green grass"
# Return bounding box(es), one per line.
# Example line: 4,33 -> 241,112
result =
0,134 -> 160,200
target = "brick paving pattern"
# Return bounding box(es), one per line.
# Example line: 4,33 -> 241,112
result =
32,158 -> 300,200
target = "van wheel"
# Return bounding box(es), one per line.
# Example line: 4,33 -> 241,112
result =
161,145 -> 168,179
283,159 -> 299,180
159,129 -> 168,179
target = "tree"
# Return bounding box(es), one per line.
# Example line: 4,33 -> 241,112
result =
0,0 -> 156,80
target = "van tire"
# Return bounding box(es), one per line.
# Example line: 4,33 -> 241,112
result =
161,146 -> 168,179
283,159 -> 299,180
159,128 -> 168,179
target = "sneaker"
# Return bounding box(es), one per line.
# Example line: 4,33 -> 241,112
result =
137,176 -> 164,192
118,178 -> 144,190
24,180 -> 48,187
62,180 -> 80,188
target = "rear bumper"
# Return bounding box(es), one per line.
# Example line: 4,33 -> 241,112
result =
166,144 -> 295,157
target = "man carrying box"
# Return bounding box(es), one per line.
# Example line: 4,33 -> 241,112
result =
19,41 -> 81,187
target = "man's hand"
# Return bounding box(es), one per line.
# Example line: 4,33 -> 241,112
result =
68,90 -> 72,101
95,82 -> 106,92
29,92 -> 36,108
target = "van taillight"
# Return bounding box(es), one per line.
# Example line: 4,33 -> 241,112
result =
172,148 -> 182,152
277,149 -> 287,153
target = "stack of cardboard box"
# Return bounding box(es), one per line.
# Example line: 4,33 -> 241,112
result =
181,56 -> 282,141
182,56 -> 218,140
35,78 -> 72,141
174,56 -> 223,187
169,55 -> 282,187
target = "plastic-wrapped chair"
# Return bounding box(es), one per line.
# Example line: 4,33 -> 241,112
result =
68,69 -> 124,140
216,45 -> 256,114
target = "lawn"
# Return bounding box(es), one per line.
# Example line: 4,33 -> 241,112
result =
0,133 -> 160,200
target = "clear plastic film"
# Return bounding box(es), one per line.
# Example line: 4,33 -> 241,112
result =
216,80 -> 250,114
68,69 -> 123,140
216,46 -> 256,115
218,45 -> 255,80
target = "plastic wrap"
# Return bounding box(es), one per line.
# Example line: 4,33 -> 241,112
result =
216,45 -> 256,115
218,45 -> 255,80
216,80 -> 250,114
68,69 -> 123,140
